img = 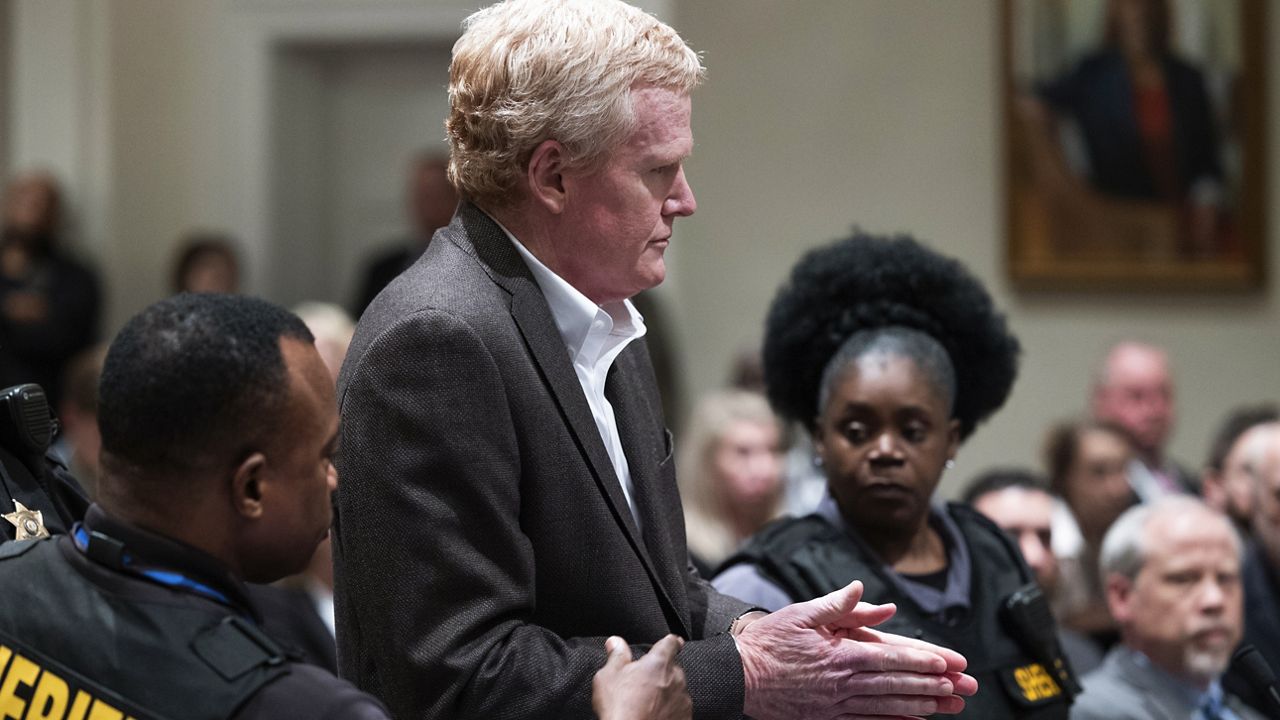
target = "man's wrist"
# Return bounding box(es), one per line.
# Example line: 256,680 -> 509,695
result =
729,610 -> 767,637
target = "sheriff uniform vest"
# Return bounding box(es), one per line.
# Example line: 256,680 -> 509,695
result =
0,538 -> 289,720
721,503 -> 1071,719
0,446 -> 89,543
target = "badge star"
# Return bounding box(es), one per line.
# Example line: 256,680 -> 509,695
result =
3,500 -> 49,540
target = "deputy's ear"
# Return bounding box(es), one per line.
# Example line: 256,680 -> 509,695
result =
232,452 -> 267,519
526,139 -> 568,214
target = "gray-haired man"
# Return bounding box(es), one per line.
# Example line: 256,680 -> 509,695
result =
1072,497 -> 1263,719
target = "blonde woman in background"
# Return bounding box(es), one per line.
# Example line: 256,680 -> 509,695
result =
293,301 -> 356,382
678,389 -> 786,576
1044,418 -> 1139,646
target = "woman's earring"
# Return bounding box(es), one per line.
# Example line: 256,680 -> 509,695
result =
944,459 -> 956,470
813,455 -> 824,468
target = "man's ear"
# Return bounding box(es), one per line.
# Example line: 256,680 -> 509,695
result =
1105,573 -> 1134,624
1200,470 -> 1224,510
526,139 -> 568,214
231,452 -> 268,519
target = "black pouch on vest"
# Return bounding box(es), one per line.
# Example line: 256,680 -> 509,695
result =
1002,583 -> 1082,701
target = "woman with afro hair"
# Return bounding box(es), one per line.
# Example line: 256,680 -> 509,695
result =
713,232 -> 1075,719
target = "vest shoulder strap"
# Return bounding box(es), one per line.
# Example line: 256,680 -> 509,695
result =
192,615 -> 288,681
720,514 -> 857,602
0,536 -> 40,559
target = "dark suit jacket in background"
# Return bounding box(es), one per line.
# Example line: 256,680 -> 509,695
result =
333,203 -> 753,719
352,241 -> 420,320
1224,540 -> 1280,716
1038,50 -> 1222,203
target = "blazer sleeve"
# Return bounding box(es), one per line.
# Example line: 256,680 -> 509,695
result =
333,309 -> 746,720
678,547 -> 763,637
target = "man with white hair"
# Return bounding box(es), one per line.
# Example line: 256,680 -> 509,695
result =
1091,341 -> 1194,500
1071,497 -> 1263,719
333,1 -> 975,718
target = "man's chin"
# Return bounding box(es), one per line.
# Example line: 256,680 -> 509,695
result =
1136,430 -> 1168,454
1183,643 -> 1233,682
637,265 -> 665,293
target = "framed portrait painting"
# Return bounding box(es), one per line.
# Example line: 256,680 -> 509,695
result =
1003,0 -> 1266,290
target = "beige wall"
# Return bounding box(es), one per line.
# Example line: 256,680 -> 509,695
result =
670,0 -> 1280,495
9,0 -> 245,325
6,0 -> 1277,496
107,1 -> 227,317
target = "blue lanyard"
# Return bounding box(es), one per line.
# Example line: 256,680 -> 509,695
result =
72,523 -> 234,608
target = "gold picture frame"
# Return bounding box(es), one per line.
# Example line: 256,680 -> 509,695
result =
1003,0 -> 1266,290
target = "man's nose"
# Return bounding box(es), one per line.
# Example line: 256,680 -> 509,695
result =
663,168 -> 696,217
1198,578 -> 1227,612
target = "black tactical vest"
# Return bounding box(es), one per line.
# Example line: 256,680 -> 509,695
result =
721,503 -> 1071,719
0,446 -> 89,542
0,538 -> 289,720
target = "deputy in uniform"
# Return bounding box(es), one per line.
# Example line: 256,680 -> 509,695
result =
714,233 -> 1075,718
0,385 -> 89,544
0,293 -> 390,719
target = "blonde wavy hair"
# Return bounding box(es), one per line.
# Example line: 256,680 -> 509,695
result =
446,0 -> 704,209
678,390 -> 785,569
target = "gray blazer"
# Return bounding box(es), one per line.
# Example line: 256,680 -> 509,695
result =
1071,646 -> 1265,720
332,203 -> 752,720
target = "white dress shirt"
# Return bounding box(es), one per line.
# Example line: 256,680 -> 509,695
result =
497,220 -> 647,529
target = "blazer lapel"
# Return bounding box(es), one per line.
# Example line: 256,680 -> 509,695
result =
450,204 -> 669,593
509,290 -> 645,544
607,353 -> 691,635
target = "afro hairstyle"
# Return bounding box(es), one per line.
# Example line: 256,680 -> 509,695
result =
762,231 -> 1020,441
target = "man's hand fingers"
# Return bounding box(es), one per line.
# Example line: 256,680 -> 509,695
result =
851,626 -> 969,673
826,601 -> 897,631
835,640 -> 948,676
830,690 -> 966,716
788,580 -> 865,627
841,670 -> 955,698
603,636 -> 631,668
933,693 -> 968,714
643,634 -> 685,668
832,692 -> 942,718
829,712 -> 921,717
944,671 -> 978,697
